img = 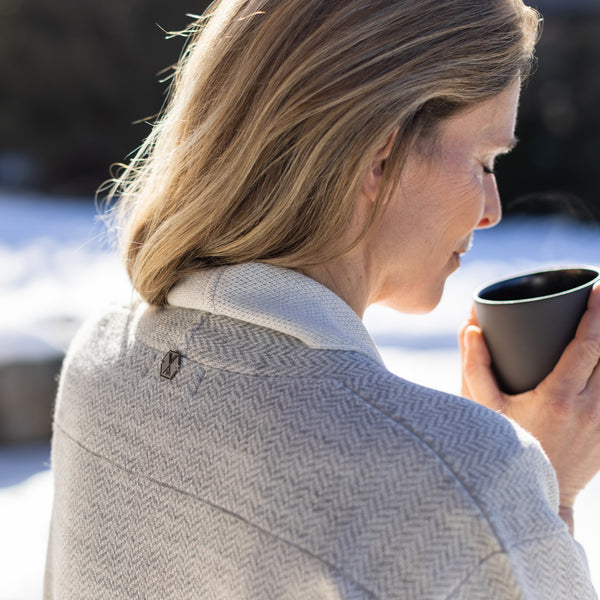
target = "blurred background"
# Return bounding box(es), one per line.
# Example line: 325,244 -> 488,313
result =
1,0 -> 600,214
1,0 -> 600,598
0,0 -> 212,445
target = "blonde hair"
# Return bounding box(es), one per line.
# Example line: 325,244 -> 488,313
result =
109,0 -> 540,305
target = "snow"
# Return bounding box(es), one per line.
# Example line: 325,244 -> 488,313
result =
0,193 -> 132,362
1,193 -> 599,599
0,446 -> 52,600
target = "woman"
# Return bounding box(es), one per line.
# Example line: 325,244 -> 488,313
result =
45,0 -> 600,598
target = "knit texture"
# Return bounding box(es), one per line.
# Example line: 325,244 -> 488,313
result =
44,263 -> 597,599
167,264 -> 383,363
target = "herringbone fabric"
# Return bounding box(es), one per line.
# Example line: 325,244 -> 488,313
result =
44,263 -> 597,599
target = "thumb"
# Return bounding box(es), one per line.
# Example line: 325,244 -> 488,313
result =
462,325 -> 505,411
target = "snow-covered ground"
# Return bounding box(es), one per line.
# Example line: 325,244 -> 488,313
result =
1,192 -> 599,599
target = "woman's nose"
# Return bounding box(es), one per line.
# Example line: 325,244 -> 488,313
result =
477,177 -> 502,229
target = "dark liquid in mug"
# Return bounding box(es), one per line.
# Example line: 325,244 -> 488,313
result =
479,268 -> 598,302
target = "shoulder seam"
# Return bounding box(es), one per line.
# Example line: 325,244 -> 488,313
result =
445,549 -> 513,599
337,380 -> 510,552
445,530 -> 575,600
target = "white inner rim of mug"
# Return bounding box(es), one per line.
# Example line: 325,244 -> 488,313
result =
475,266 -> 600,305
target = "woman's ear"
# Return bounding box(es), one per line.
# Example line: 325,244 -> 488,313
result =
361,131 -> 397,203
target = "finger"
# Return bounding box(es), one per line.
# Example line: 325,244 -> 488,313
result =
462,325 -> 505,411
581,355 -> 600,406
458,305 -> 479,360
583,283 -> 600,396
588,281 -> 600,310
459,307 -> 479,397
548,284 -> 600,394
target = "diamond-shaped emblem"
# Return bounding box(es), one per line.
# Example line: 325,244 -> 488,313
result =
160,351 -> 181,380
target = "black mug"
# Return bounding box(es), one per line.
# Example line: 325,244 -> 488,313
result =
474,266 -> 600,394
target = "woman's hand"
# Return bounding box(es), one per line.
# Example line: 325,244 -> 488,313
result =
460,283 -> 600,532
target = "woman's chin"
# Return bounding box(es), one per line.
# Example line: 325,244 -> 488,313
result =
380,286 -> 445,315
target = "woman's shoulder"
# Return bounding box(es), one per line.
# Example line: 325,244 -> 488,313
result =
339,364 -> 562,543
62,300 -> 186,367
60,302 -> 140,372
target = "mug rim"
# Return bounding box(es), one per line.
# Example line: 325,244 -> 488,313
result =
474,265 -> 600,306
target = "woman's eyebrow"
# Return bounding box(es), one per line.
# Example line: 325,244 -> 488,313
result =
480,135 -> 519,156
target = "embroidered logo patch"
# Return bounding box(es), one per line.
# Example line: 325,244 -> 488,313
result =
160,351 -> 181,380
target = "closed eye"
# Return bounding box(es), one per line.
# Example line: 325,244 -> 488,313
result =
481,136 -> 518,177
